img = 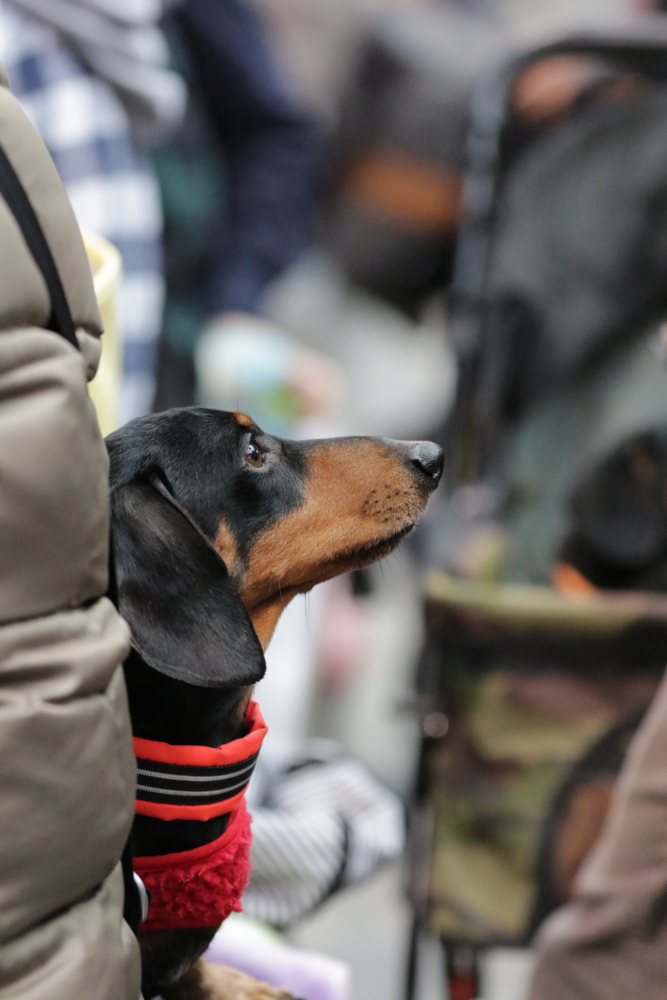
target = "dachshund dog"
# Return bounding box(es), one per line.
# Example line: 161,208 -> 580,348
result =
107,407 -> 443,1000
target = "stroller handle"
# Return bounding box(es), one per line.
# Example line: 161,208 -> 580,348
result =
453,20 -> 667,319
447,21 -> 667,487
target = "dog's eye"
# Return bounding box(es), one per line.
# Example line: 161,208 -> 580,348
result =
245,439 -> 265,468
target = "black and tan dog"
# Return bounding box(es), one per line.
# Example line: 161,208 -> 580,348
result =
107,407 -> 443,1000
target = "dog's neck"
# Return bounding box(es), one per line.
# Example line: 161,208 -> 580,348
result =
123,650 -> 250,748
123,650 -> 251,857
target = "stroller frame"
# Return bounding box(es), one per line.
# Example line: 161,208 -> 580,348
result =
406,22 -> 667,1000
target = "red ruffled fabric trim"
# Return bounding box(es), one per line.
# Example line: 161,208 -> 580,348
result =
134,802 -> 252,930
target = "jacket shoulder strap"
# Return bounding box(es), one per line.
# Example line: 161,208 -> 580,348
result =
0,144 -> 78,350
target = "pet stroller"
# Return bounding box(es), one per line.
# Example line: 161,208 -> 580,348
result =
405,21 -> 667,1000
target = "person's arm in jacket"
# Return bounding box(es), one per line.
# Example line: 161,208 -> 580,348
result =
175,0 -> 321,316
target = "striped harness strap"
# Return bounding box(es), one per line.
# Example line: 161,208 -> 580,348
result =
132,701 -> 267,930
133,700 -> 267,822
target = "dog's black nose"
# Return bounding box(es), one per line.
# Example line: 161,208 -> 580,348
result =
410,441 -> 444,484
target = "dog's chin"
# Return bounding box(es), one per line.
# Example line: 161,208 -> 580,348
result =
248,524 -> 415,648
288,523 -> 416,598
323,524 -> 415,576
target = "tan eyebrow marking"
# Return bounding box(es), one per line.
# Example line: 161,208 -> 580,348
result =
234,412 -> 258,430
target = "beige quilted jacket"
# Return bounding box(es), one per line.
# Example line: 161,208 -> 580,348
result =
0,68 -> 140,998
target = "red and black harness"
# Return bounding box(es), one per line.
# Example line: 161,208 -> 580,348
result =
133,701 -> 267,930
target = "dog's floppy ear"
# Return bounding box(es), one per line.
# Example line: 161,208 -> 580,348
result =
110,478 -> 265,687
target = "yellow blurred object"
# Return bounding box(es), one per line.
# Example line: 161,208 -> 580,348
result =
84,230 -> 122,436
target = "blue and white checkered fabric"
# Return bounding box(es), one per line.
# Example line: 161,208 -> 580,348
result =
0,2 -> 164,424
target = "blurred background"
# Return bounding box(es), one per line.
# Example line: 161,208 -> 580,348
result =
8,0 -> 667,996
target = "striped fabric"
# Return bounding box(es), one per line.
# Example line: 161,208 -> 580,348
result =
244,746 -> 405,928
136,751 -> 260,808
0,1 -> 164,423
134,700 -> 268,822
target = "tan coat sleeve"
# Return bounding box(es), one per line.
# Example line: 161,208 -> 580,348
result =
0,71 -> 141,999
529,668 -> 667,1000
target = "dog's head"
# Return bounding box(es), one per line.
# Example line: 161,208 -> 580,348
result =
107,408 -> 443,688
